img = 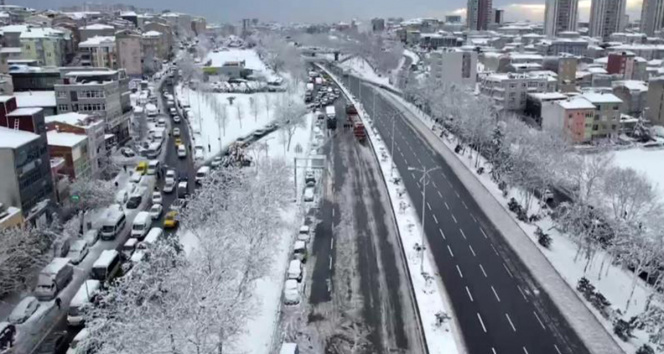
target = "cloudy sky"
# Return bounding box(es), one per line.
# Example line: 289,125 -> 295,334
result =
13,0 -> 644,24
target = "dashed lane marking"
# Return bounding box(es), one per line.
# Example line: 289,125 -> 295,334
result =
468,244 -> 476,256
451,214 -> 457,224
491,244 -> 499,255
518,285 -> 529,302
462,201 -> 468,209
459,228 -> 467,239
456,264 -> 463,278
480,228 -> 488,239
534,311 -> 546,330
479,264 -> 487,277
470,214 -> 477,222
503,263 -> 514,278
447,245 -> 454,257
491,285 -> 501,302
437,190 -> 443,198
466,286 -> 474,302
427,202 -> 432,211
477,313 -> 487,333
506,313 -> 517,332
439,228 -> 446,240
444,202 -> 450,210
553,345 -> 562,354
433,214 -> 439,224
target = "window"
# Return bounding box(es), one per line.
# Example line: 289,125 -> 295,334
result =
77,90 -> 104,99
56,91 -> 68,99
58,104 -> 69,112
592,124 -> 599,131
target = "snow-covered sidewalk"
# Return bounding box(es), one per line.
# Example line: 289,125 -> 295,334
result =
379,89 -> 625,354
317,64 -> 464,354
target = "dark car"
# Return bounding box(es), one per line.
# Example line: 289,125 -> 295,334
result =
0,322 -> 16,351
34,331 -> 69,354
126,195 -> 142,209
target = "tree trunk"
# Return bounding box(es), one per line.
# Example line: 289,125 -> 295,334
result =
625,262 -> 643,313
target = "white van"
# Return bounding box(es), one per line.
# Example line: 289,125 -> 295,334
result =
67,279 -> 101,326
177,144 -> 187,158
91,250 -> 122,283
147,142 -> 162,159
287,259 -> 302,282
67,328 -> 89,354
298,225 -> 310,241
101,206 -> 126,241
34,258 -> 74,300
195,166 -> 210,184
147,160 -> 160,175
280,342 -> 299,354
145,103 -> 158,117
139,227 -> 163,249
303,187 -> 315,202
131,211 -> 152,239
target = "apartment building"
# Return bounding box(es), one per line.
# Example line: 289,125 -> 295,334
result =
54,68 -> 132,144
641,0 -> 664,36
646,77 -> 664,126
467,0 -> 492,31
191,17 -> 206,36
115,30 -> 142,77
79,36 -> 117,68
372,18 -> 385,32
47,131 -> 90,180
607,52 -> 648,80
544,0 -> 579,36
46,112 -> 105,176
612,80 -> 648,115
427,49 -> 477,86
582,92 -> 623,139
79,23 -> 115,41
542,96 -> 597,142
589,0 -> 626,41
479,72 -> 558,110
0,127 -> 54,212
144,21 -> 173,57
19,26 -> 68,66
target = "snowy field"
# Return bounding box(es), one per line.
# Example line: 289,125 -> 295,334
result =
613,147 -> 664,202
176,86 -> 302,161
319,64 -> 462,354
206,49 -> 279,81
386,92 -> 660,353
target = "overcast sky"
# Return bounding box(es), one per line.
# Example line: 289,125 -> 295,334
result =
12,0 -> 644,24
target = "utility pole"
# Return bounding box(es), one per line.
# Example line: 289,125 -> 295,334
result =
408,165 -> 441,274
391,114 -> 396,176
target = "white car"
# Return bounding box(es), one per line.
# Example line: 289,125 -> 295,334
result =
283,279 -> 300,305
157,117 -> 167,127
178,144 -> 187,158
83,228 -> 99,247
149,204 -> 163,219
303,187 -> 315,202
173,128 -> 181,137
129,171 -> 143,184
173,115 -> 181,123
211,156 -> 223,168
165,169 -> 176,181
66,240 -> 89,265
152,191 -> 163,204
298,225 -> 310,242
194,145 -> 205,160
8,296 -> 40,324
163,178 -> 176,193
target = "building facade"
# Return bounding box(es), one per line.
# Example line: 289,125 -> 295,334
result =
479,72 -> 558,110
47,131 -> 90,180
580,92 -> 623,139
641,0 -> 664,36
19,27 -> 68,66
544,0 -> 579,36
371,18 -> 385,32
467,0 -> 492,31
427,49 -> 477,86
542,97 -> 597,142
46,112 -> 105,176
79,23 -> 115,41
646,77 -> 664,125
78,36 -> 117,68
144,21 -> 173,58
612,80 -> 648,115
54,68 -> 132,144
115,30 -> 142,77
589,0 -> 626,41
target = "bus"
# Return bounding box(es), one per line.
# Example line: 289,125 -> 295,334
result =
91,250 -> 123,283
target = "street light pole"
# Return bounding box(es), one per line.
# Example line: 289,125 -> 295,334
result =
391,115 -> 396,177
408,165 -> 441,274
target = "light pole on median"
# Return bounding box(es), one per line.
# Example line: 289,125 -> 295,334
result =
390,114 -> 397,177
408,165 -> 441,274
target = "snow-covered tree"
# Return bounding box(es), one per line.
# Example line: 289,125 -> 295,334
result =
67,177 -> 116,214
249,97 -> 259,122
274,97 -> 308,152
236,103 -> 244,129
0,225 -> 51,297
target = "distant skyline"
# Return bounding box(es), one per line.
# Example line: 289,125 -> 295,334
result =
10,0 -> 643,24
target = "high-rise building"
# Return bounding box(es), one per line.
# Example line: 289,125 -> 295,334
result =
371,18 -> 385,32
467,0 -> 492,31
646,77 -> 664,126
544,0 -> 579,36
493,9 -> 504,26
640,0 -> 664,36
589,0 -> 626,41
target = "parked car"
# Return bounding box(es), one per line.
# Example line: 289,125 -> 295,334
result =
152,191 -> 163,204
149,204 -> 163,219
120,147 -> 136,158
170,199 -> 187,211
287,260 -> 303,282
173,127 -> 181,137
211,156 -> 223,168
173,115 -> 181,123
66,240 -> 89,265
164,211 -> 179,229
298,225 -> 310,242
8,296 -> 40,324
303,187 -> 315,202
126,194 -> 143,209
129,171 -> 143,184
83,228 -> 99,247
0,322 -> 16,351
163,179 -> 176,193
177,144 -> 187,158
305,171 -> 315,186
283,279 -> 300,305
293,241 -> 307,262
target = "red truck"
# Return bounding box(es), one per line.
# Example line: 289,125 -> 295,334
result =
346,114 -> 366,141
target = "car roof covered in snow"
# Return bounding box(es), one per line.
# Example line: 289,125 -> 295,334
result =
71,279 -> 101,307
93,250 -> 119,269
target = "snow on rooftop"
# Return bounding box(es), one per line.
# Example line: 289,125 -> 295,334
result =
47,130 -> 87,148
0,47 -> 21,54
0,95 -> 14,103
82,23 -> 114,30
580,92 -> 622,104
613,80 -> 648,92
45,112 -> 94,127
79,36 -> 115,47
0,126 -> 39,149
14,91 -> 56,108
142,30 -> 162,37
65,70 -> 117,77
94,249 -> 119,268
558,97 -> 596,110
19,27 -> 63,39
7,107 -> 42,116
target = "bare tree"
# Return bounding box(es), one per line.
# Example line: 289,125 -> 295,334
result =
249,97 -> 259,122
0,225 -> 52,297
602,167 -> 660,223
275,97 -> 308,152
263,93 -> 271,121
236,103 -> 244,129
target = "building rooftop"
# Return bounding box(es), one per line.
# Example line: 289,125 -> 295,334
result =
530,92 -> 568,101
14,91 -> 56,108
45,112 -> 96,127
142,30 -> 162,37
0,95 -> 14,103
581,92 -> 623,104
613,80 -> 648,92
82,23 -> 114,30
47,131 -> 87,148
65,70 -> 117,77
79,36 -> 115,47
0,126 -> 39,149
19,27 -> 63,39
7,107 -> 43,116
0,47 -> 21,54
558,97 -> 596,110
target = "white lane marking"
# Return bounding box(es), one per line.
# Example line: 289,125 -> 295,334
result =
447,245 -> 454,257
431,180 -> 437,188
399,151 -> 404,157
491,286 -> 501,302
332,208 -> 335,217
329,256 -> 333,270
459,229 -> 467,240
416,182 -> 420,188
417,157 -> 421,164
480,228 -> 488,239
465,286 -> 474,302
411,172 -> 416,180
491,244 -> 499,255
468,244 -> 476,257
451,214 -> 457,224
439,228 -> 446,240
522,347 -> 529,354
444,202 -> 450,210
330,238 -> 334,250
455,191 -> 460,198
470,214 -> 477,222
437,190 -> 443,198
433,214 -> 439,224
456,264 -> 463,278
477,313 -> 487,333
503,263 -> 514,278
441,171 -> 447,178
427,202 -> 432,211
446,179 -> 453,187
534,311 -> 546,330
479,264 -> 487,277
554,344 -> 562,354
518,285 -> 529,302
506,313 -> 516,332
491,348 -> 497,354
462,201 -> 468,209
